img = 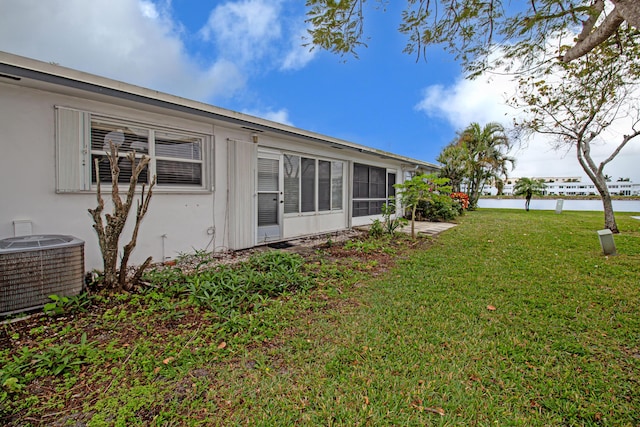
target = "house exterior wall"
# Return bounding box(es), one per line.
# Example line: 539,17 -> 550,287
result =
0,64 -> 436,272
0,81 -> 220,270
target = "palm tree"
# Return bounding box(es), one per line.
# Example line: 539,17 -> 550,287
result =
495,178 -> 505,195
457,122 -> 515,209
513,177 -> 546,211
436,142 -> 467,192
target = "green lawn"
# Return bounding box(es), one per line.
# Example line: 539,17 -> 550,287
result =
2,209 -> 640,426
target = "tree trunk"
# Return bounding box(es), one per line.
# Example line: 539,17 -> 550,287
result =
574,135 -> 622,234
103,247 -> 119,288
590,171 -> 620,233
88,145 -> 154,290
599,190 -> 619,233
411,204 -> 417,239
468,179 -> 478,210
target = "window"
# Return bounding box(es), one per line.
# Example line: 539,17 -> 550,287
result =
90,118 -> 204,187
387,172 -> 396,199
284,154 -> 343,214
284,155 -> 300,214
56,107 -> 209,192
352,163 -> 397,217
331,162 -> 343,210
318,160 -> 331,211
90,120 -> 149,185
301,157 -> 316,212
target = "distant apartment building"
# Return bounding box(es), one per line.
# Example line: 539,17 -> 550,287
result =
496,177 -> 638,196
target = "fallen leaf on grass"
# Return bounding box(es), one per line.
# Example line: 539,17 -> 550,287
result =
163,357 -> 175,365
487,305 -> 496,311
425,407 -> 445,416
364,396 -> 370,405
411,402 -> 445,416
217,341 -> 227,349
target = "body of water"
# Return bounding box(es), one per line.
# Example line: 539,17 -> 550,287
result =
478,198 -> 640,213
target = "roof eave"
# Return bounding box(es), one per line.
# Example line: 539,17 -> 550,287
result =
0,51 -> 439,170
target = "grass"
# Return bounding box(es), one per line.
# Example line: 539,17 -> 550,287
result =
2,209 -> 640,426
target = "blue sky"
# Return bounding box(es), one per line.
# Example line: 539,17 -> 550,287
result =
1,0 -> 638,182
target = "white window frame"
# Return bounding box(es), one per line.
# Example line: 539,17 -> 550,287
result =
56,107 -> 212,193
352,163 -> 397,217
283,153 -> 344,215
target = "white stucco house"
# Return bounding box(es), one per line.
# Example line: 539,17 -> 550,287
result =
0,51 -> 438,271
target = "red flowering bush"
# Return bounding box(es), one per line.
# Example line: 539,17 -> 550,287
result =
450,192 -> 470,210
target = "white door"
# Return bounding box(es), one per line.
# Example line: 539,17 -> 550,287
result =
257,154 -> 283,243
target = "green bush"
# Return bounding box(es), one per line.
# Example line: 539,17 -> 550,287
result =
369,219 -> 384,238
415,193 -> 459,222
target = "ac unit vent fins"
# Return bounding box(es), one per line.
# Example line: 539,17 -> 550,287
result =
0,235 -> 84,316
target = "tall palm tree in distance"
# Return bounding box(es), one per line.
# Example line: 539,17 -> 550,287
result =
457,122 -> 515,209
436,143 -> 467,193
513,177 -> 547,211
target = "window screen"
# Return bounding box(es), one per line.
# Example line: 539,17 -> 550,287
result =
318,160 -> 331,211
283,156 -> 343,214
353,163 -> 369,199
301,157 -> 316,212
331,161 -> 343,210
352,163 -> 395,217
284,154 -> 300,214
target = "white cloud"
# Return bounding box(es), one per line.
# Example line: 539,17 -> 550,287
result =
0,0 -> 246,101
280,25 -> 317,71
199,0 -> 282,65
0,0 -> 316,120
139,0 -> 160,19
415,73 -> 515,129
416,72 -> 640,182
242,108 -> 293,126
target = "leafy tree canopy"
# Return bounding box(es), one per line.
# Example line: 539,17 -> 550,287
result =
512,38 -> 640,232
440,122 -> 514,209
305,0 -> 640,76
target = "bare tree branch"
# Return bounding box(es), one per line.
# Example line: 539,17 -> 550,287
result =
88,143 -> 155,290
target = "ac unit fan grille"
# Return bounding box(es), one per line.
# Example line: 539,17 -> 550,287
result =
0,236 -> 84,316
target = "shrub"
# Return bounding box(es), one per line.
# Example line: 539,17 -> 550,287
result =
416,193 -> 459,222
450,192 -> 470,212
369,219 -> 384,238
380,201 -> 408,235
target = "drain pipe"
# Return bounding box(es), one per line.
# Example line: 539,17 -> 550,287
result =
161,234 -> 167,262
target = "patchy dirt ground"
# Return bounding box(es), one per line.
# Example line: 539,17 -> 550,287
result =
163,228 -> 367,273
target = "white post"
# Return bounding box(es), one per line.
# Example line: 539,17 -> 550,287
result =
555,199 -> 564,214
597,229 -> 617,256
